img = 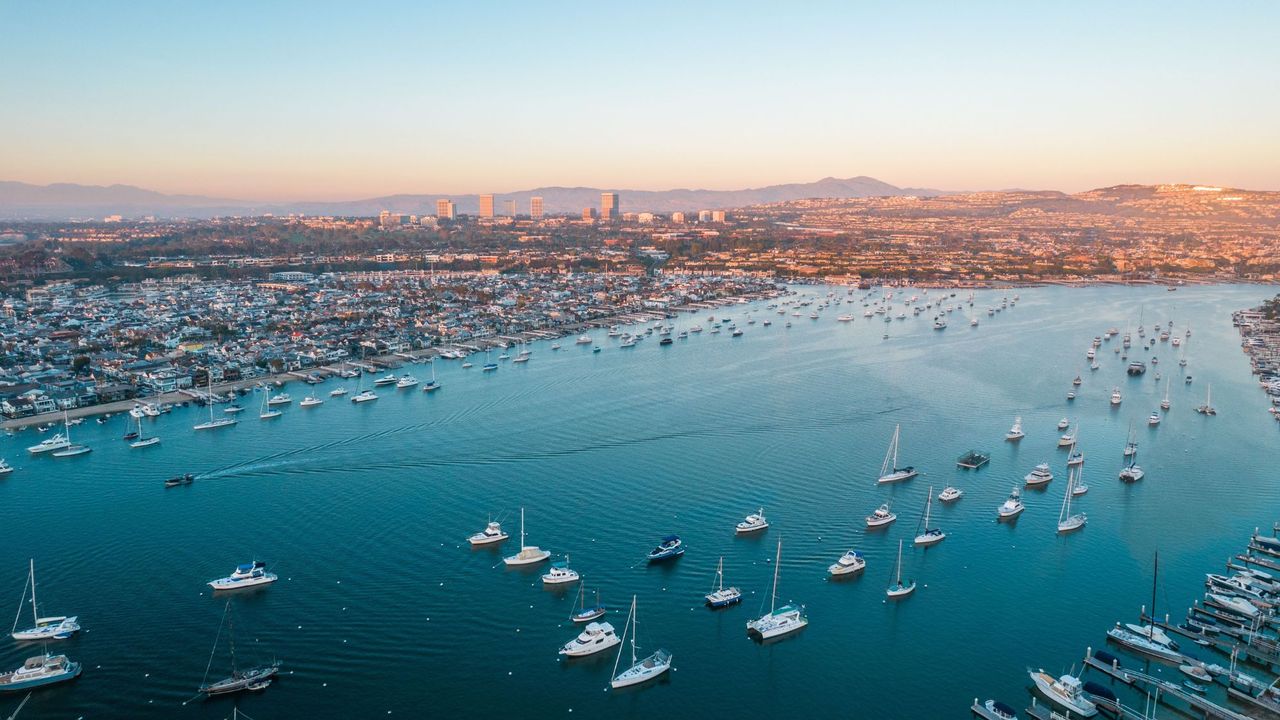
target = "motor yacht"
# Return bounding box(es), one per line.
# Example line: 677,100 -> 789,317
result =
1029,670 -> 1097,717
997,489 -> 1025,520
329,387 -> 349,397
300,396 -> 323,407
1024,464 -> 1054,487
735,508 -> 769,535
865,503 -> 897,528
395,374 -> 419,389
646,535 -> 684,562
559,622 -> 620,657
208,561 -> 278,591
938,486 -> 963,502
0,653 -> 82,693
467,520 -> 508,546
266,393 -> 291,406
350,389 -> 378,403
828,549 -> 865,576
541,557 -> 580,585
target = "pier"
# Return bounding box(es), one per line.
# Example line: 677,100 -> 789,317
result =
1082,647 -> 1253,720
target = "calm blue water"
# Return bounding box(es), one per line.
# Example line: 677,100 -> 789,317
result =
2,283 -> 1277,719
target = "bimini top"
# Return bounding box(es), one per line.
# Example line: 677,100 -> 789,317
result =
237,561 -> 267,573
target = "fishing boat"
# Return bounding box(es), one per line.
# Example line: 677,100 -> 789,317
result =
467,519 -> 508,546
956,450 -> 989,469
913,487 -> 945,546
541,556 -> 580,585
997,489 -> 1025,520
209,561 -> 277,591
1057,466 -> 1086,533
300,395 -> 323,407
705,556 -> 742,607
26,431 -> 71,455
194,374 -> 238,431
1148,410 -> 1161,426
735,508 -> 769,535
502,508 -> 551,566
1005,416 -> 1024,441
1028,670 -> 1097,717
559,621 -> 620,657
875,424 -> 917,483
646,535 -> 684,563
0,653 -> 81,694
938,486 -> 963,502
746,539 -> 808,638
865,502 -> 897,528
1024,463 -> 1053,487
1196,384 -> 1216,415
610,596 -> 672,689
129,414 -> 160,448
1110,387 -> 1122,405
828,549 -> 865,576
10,559 -> 79,641
198,601 -> 281,696
886,539 -> 916,599
571,583 -> 607,622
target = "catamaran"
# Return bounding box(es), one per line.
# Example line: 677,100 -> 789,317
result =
705,556 -> 742,608
1196,384 -> 1216,415
10,559 -> 80,641
610,596 -> 672,689
886,539 -> 916,598
1119,443 -> 1145,482
1057,465 -> 1086,533
913,486 -> 945,546
198,601 -> 281,696
502,508 -> 550,566
746,539 -> 807,639
194,373 -> 237,430
876,424 -> 917,483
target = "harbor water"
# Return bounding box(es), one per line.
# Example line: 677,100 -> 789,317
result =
1,283 -> 1277,718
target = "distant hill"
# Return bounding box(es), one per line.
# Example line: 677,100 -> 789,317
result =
0,176 -> 946,220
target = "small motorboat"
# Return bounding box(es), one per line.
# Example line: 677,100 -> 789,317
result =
300,396 -> 324,407
1024,464 -> 1054,487
164,474 -> 195,488
828,549 -> 865,576
865,503 -> 897,528
541,557 -> 580,585
938,486 -> 963,502
467,520 -> 508,546
735,508 -> 769,535
646,535 -> 684,563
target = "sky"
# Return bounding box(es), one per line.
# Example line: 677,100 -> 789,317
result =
3,1 -> 1279,200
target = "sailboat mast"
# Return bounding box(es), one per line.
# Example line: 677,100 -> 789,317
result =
28,559 -> 37,626
1149,552 -> 1159,640
629,596 -> 637,665
520,507 -> 526,548
895,540 -> 903,585
891,425 -> 900,468
716,557 -> 724,592
770,540 -> 781,613
923,489 -> 933,528
227,603 -> 238,674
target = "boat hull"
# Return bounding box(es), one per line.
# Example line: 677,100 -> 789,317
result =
0,661 -> 81,694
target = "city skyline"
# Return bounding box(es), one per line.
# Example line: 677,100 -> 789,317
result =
4,1 -> 1279,200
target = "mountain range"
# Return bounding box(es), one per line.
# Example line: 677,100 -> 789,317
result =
0,177 -> 945,220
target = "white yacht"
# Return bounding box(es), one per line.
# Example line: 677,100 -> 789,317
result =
1110,387 -> 1122,405
886,539 -> 916,598
1057,425 -> 1077,447
735,508 -> 769,535
541,556 -> 580,585
828,549 -> 865,576
373,374 -> 398,386
1067,448 -> 1084,467
10,559 -> 80,641
329,387 -> 349,397
208,561 -> 278,591
395,374 -> 419,389
300,396 -> 324,407
1148,411 -> 1161,426
913,487 -> 945,546
0,460 -> 12,475
1024,463 -> 1053,487
266,393 -> 291,406
997,489 -> 1025,520
610,596 -> 672,689
467,520 -> 508,546
575,335 -> 592,344
27,433 -> 71,455
351,389 -> 378,403
259,392 -> 282,420
1057,466 -> 1087,533
1057,417 -> 1070,430
1030,671 -> 1096,717
503,508 -> 551,566
938,486 -> 963,502
193,374 -> 237,430
559,622 -> 620,657
1005,416 -> 1024,441
865,503 -> 897,528
746,539 -> 807,640
876,424 -> 917,483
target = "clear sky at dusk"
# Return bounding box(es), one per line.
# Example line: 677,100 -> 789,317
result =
3,1 -> 1278,200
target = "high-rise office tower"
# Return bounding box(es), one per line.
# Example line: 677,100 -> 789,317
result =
479,194 -> 495,218
530,196 -> 544,219
600,192 -> 619,221
436,199 -> 455,220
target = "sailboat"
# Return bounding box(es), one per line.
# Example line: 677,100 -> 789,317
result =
913,486 -> 945,546
886,539 -> 916,598
1123,421 -> 1138,457
350,347 -> 378,403
1106,552 -> 1182,663
129,413 -> 160,448
194,372 -> 237,430
704,556 -> 742,608
1005,416 -> 1024,441
10,560 -> 79,641
1196,384 -> 1216,415
1119,441 -> 1145,482
482,348 -> 498,372
502,508 -> 550,566
1160,377 -> 1171,410
876,424 -> 917,484
258,389 -> 281,420
571,583 -> 607,622
198,601 -> 281,696
421,358 -> 441,392
1057,465 -> 1086,533
49,412 -> 90,457
746,539 -> 807,639
610,596 -> 672,689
